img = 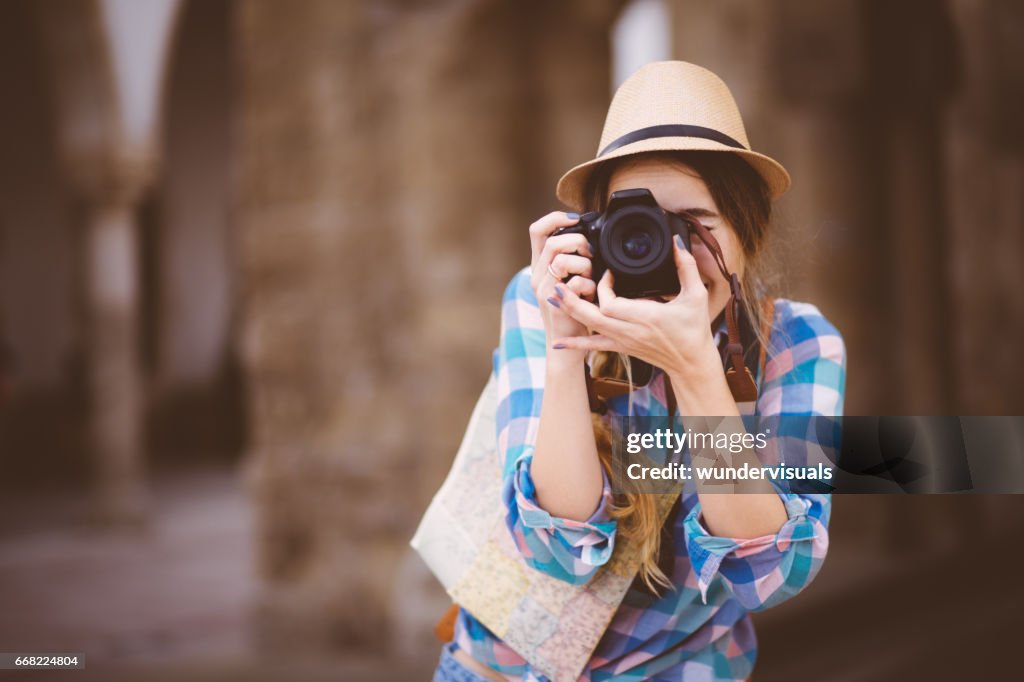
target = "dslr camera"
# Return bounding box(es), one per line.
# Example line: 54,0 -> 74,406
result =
552,188 -> 694,299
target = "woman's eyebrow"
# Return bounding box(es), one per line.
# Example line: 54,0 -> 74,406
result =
671,207 -> 718,218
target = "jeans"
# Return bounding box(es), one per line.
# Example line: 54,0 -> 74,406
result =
433,641 -> 497,682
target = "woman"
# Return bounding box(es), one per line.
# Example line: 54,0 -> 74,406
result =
434,61 -> 846,682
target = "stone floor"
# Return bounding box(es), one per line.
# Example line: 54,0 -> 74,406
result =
0,464 -> 437,681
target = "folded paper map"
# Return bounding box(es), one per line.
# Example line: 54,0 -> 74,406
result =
411,374 -> 676,682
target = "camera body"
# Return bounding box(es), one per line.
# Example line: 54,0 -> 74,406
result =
553,188 -> 693,299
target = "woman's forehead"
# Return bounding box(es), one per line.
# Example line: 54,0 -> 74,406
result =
607,159 -> 716,214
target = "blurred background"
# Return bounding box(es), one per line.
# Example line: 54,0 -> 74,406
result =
0,0 -> 1022,680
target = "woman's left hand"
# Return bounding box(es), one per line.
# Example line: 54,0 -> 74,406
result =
550,234 -> 721,378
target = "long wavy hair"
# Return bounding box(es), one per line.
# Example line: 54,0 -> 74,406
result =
582,150 -> 774,595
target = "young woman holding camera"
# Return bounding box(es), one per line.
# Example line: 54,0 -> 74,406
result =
434,61 -> 846,682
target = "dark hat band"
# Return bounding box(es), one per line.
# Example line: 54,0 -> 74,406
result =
598,124 -> 747,157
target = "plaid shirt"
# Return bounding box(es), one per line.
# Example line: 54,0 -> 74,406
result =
453,267 -> 846,681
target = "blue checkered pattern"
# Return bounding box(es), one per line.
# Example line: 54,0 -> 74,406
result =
452,267 -> 846,681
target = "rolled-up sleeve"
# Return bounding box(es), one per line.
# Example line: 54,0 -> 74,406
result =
494,267 -> 618,585
683,493 -> 830,610
502,448 -> 617,585
683,300 -> 845,610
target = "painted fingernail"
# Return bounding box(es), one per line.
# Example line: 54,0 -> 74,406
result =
552,343 -> 567,350
547,296 -> 561,309
565,212 -> 580,221
554,285 -> 565,300
675,235 -> 685,249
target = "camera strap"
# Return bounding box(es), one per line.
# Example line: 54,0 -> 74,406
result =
684,218 -> 759,403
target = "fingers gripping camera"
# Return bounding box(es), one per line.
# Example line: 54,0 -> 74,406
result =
552,188 -> 697,299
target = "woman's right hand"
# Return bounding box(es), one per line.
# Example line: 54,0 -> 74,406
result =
529,211 -> 596,346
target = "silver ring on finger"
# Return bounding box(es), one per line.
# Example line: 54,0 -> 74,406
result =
547,263 -> 560,280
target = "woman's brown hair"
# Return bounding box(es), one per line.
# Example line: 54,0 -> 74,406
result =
582,150 -> 773,595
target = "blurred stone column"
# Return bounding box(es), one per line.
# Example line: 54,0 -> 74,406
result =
79,191 -> 148,522
36,0 -> 182,522
943,0 -> 1024,536
233,0 -> 623,659
944,0 -> 1024,416
858,1 -> 978,551
861,0 -> 959,416
233,0 -> 420,654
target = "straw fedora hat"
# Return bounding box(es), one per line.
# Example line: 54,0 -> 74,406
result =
556,61 -> 791,211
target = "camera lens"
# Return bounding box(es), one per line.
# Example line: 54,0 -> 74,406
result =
601,204 -> 668,278
621,229 -> 653,260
